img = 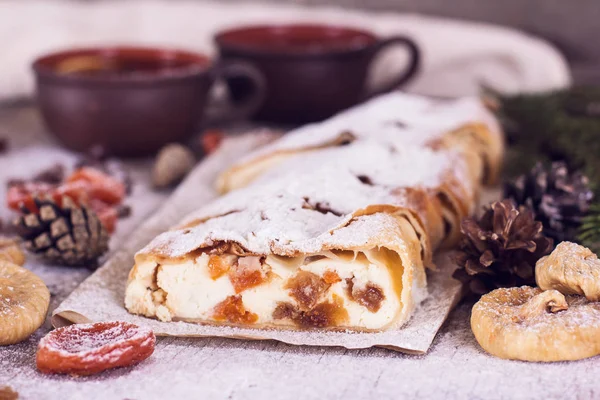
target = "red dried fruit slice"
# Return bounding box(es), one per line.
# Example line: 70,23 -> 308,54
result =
53,180 -> 91,205
7,167 -> 125,233
67,167 -> 126,205
89,198 -> 119,233
201,129 -> 224,155
36,321 -> 155,376
7,182 -> 59,211
7,167 -> 125,210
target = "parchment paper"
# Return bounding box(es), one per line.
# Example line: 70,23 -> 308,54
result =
52,133 -> 464,354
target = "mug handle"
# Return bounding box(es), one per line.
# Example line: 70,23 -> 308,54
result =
364,36 -> 421,99
207,60 -> 266,123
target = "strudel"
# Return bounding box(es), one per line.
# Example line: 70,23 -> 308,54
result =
216,92 -> 503,194
125,143 -> 474,331
245,141 -> 476,250
125,92 -> 502,332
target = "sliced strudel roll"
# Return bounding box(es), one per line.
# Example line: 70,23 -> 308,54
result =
247,141 -> 476,250
217,92 -> 503,194
125,153 -> 437,331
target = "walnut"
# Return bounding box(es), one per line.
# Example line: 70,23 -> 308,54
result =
536,241 -> 600,301
152,144 -> 196,189
471,286 -> 600,361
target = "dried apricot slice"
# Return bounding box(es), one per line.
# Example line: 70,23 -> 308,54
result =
36,321 -> 155,376
67,167 -> 126,205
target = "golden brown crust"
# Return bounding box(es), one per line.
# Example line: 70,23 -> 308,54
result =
428,122 -> 504,187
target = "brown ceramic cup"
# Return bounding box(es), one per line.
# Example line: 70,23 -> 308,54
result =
215,23 -> 420,123
32,47 -> 265,156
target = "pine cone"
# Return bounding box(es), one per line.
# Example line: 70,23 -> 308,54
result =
504,162 -> 593,243
453,199 -> 553,296
13,197 -> 109,267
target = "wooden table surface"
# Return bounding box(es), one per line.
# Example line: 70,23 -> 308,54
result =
0,105 -> 597,400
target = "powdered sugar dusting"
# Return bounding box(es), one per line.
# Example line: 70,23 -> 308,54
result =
475,286 -> 600,334
526,296 -> 600,330
40,322 -> 152,355
140,138 -> 473,260
253,141 -> 474,197
140,146 -> 440,259
236,92 -> 500,165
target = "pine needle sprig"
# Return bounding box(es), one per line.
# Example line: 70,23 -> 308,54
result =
488,86 -> 600,190
578,203 -> 600,253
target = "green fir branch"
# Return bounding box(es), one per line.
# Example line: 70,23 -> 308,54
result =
496,87 -> 600,195
578,203 -> 600,252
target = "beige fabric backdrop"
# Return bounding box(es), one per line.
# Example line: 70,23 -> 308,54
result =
0,0 -> 570,100
199,0 -> 600,83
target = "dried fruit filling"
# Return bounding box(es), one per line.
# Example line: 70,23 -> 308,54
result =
271,270 -> 354,328
322,270 -> 342,284
228,256 -> 268,293
212,295 -> 258,324
207,255 -> 230,280
346,279 -> 386,313
273,294 -> 349,328
285,271 -> 330,310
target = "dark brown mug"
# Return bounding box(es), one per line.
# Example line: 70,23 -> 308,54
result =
32,47 -> 265,156
215,23 -> 420,124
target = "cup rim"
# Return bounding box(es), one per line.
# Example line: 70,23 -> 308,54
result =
32,46 -> 213,85
214,23 -> 379,58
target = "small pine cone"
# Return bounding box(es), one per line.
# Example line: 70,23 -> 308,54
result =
13,197 -> 109,267
453,199 -> 553,296
504,162 -> 593,243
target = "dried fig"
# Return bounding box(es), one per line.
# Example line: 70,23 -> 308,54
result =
536,241 -> 600,301
471,286 -> 600,361
0,237 -> 25,266
0,261 -> 50,345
